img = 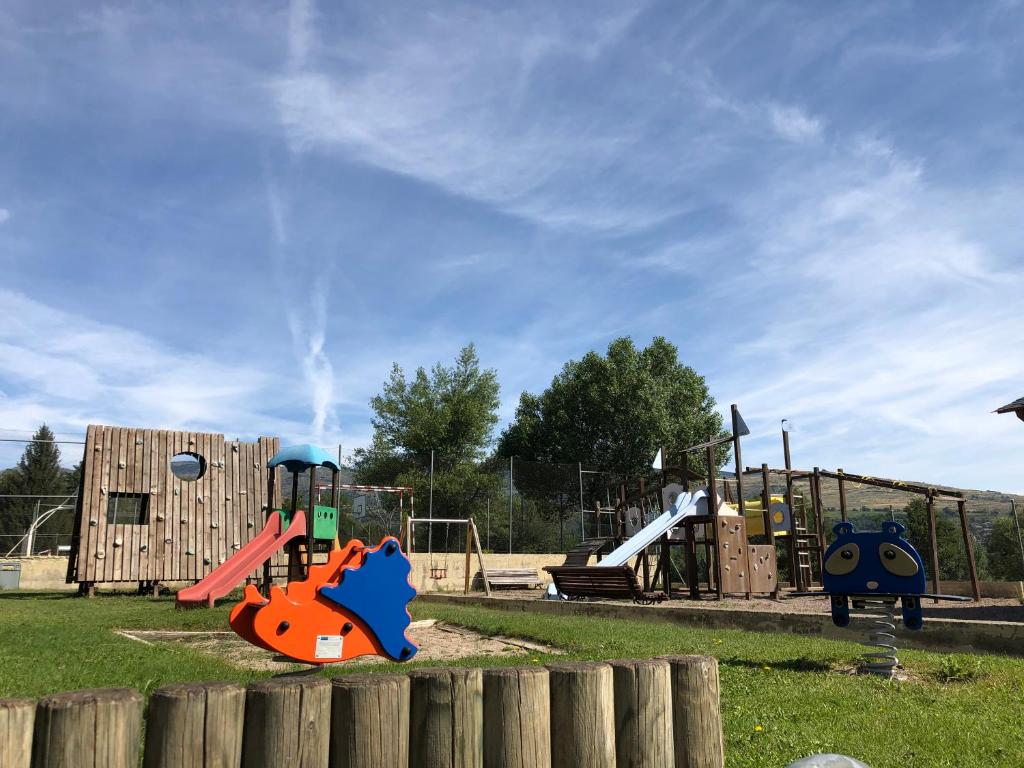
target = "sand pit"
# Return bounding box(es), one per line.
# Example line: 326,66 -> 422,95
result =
117,620 -> 561,672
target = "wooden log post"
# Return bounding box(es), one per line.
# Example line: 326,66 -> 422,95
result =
409,668 -> 483,768
143,681 -> 246,768
546,662 -> 615,768
609,659 -> 674,768
956,499 -> 982,601
331,674 -> 410,768
662,656 -> 724,768
482,667 -> 551,768
242,676 -> 331,768
0,698 -> 34,768
32,688 -> 143,768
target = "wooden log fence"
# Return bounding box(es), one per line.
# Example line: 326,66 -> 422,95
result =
1,657 -> 724,768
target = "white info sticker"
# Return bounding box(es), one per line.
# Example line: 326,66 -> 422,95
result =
314,635 -> 343,660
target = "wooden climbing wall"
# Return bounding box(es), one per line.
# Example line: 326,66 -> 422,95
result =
67,425 -> 282,585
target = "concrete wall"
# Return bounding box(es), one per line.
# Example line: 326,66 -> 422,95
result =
422,593 -> 1024,657
5,553 -> 567,593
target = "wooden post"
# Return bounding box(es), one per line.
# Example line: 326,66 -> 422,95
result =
470,519 -> 492,597
263,467 -> 275,595
837,468 -> 848,523
331,674 -> 410,768
782,428 -> 798,589
242,677 -> 330,768
483,667 -> 551,768
546,662 -> 615,768
0,699 -> 34,768
705,446 -> 723,600
663,656 -> 724,768
144,682 -> 245,768
731,405 -> 746,522
760,464 -> 774,546
464,520 -> 474,595
409,668 -> 483,768
609,659 -> 674,768
32,688 -> 142,768
812,467 -> 825,579
926,495 -> 941,603
956,500 -> 981,601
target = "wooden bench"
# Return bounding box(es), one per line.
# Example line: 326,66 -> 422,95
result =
473,568 -> 543,590
543,565 -> 665,605
561,537 -> 615,566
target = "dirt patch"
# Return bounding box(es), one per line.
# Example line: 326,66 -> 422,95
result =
117,620 -> 562,672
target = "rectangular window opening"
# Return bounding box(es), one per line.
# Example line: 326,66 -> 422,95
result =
106,492 -> 150,525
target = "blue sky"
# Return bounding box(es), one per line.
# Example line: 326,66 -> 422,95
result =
1,1 -> 1022,491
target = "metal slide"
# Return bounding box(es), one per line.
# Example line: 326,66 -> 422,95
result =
596,489 -> 706,568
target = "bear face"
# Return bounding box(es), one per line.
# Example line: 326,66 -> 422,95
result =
822,521 -> 926,597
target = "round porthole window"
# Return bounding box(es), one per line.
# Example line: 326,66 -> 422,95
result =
171,452 -> 207,481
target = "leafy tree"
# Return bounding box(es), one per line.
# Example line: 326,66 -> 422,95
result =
498,337 -> 726,476
985,516 -> 1024,581
902,498 -> 981,581
0,425 -> 79,553
353,345 -> 504,539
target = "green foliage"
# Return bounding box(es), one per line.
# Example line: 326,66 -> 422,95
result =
935,654 -> 983,684
498,337 -> 726,476
985,516 -> 1024,581
902,498 -> 981,581
353,344 -> 502,531
0,425 -> 79,550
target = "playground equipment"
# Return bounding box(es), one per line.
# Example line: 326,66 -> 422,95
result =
177,443 -> 419,663
547,404 -> 780,601
804,521 -> 968,677
402,516 -> 492,596
177,443 -> 342,606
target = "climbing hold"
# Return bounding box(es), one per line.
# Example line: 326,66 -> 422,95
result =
203,557 -> 211,565
118,461 -> 126,469
113,538 -> 123,547
89,518 -> 97,526
211,521 -> 219,529
232,542 -> 240,549
180,517 -> 188,524
140,544 -> 148,552
247,519 -> 255,528
96,551 -> 105,560
197,495 -> 204,504
186,548 -> 195,556
135,438 -> 144,445
164,538 -> 173,544
174,488 -> 180,496
156,513 -> 165,521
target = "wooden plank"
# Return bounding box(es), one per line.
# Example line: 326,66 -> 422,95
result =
332,674 -> 411,768
545,662 -> 615,768
662,655 -> 724,768
79,425 -> 101,583
609,659 -> 674,768
482,667 -> 551,768
108,426 -> 126,583
95,425 -> 113,584
32,688 -> 143,768
230,438 -> 242,574
167,430 -> 179,583
408,668 -> 483,768
241,677 -> 330,768
216,434 -> 226,571
130,426 -> 145,582
151,429 -> 165,584
187,432 -> 198,582
0,698 -> 34,768
143,681 -> 245,768
200,430 -> 213,578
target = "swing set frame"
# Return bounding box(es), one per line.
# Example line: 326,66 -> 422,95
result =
401,516 -> 492,596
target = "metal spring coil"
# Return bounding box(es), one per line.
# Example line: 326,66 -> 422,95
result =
854,598 -> 899,677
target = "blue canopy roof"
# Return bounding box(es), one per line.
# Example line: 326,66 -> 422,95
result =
268,444 -> 340,473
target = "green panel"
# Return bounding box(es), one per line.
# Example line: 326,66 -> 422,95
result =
312,505 -> 338,541
274,508 -> 294,531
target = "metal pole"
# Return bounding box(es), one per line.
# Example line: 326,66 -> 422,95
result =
428,449 -> 434,555
508,456 -> 513,555
25,500 -> 40,556
486,497 -> 490,551
1012,500 -> 1024,577
578,462 -> 585,540
782,421 -> 798,589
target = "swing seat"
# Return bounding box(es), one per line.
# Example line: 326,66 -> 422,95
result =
430,567 -> 448,579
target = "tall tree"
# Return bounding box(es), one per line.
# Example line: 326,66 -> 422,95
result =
353,345 -> 503,525
985,516 -> 1024,581
0,425 -> 74,551
498,337 -> 726,475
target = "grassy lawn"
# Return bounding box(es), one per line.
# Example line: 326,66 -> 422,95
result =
2,591 -> 1022,767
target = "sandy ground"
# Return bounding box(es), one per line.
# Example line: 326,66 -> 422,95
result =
455,589 -> 1024,623
118,620 -> 561,672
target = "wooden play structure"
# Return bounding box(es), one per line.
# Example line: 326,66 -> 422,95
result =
65,425 -> 282,594
548,404 -> 781,602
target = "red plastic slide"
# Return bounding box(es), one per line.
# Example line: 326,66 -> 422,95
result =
176,510 -> 307,608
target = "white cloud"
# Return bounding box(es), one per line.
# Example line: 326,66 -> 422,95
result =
766,103 -> 823,143
0,208 -> 9,224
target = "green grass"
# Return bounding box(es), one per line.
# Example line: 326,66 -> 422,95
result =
2,592 -> 1022,767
